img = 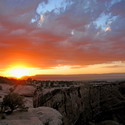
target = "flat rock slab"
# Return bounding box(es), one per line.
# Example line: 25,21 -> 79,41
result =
0,107 -> 63,125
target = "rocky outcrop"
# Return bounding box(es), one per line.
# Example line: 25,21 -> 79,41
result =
0,84 -> 36,108
0,107 -> 63,125
33,86 -> 87,125
14,85 -> 36,97
33,82 -> 125,125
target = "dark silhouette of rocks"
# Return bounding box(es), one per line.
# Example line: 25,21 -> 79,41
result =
0,76 -> 125,125
33,81 -> 125,125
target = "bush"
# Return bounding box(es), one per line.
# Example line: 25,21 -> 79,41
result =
0,85 -> 2,90
2,92 -> 26,113
0,113 -> 6,119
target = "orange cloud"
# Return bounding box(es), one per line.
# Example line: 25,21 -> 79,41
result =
0,0 -> 125,76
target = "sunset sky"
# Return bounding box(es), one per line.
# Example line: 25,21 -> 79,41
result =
0,0 -> 125,77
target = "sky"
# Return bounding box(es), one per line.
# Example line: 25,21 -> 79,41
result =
0,0 -> 125,77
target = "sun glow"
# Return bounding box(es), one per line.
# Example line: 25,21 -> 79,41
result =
3,65 -> 39,79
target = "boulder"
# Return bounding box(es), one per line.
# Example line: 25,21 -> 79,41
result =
0,107 -> 63,125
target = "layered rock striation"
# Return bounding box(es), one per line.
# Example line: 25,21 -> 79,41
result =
33,82 -> 125,125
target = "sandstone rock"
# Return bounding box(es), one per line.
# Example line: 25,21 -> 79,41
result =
14,85 -> 36,97
33,82 -> 125,125
0,107 -> 63,125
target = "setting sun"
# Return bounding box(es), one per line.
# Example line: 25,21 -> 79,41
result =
3,65 -> 39,79
0,0 -> 125,79
8,68 -> 30,78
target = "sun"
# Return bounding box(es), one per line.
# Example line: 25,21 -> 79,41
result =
8,68 -> 30,78
3,65 -> 38,79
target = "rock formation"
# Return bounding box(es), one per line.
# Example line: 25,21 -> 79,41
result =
33,82 -> 125,125
0,107 -> 63,125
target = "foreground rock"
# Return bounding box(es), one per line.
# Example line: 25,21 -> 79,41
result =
14,85 -> 36,97
0,84 -> 36,108
0,83 -> 36,97
0,107 -> 63,125
33,82 -> 125,125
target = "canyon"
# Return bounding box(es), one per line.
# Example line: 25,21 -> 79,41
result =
0,77 -> 125,125
33,81 -> 125,125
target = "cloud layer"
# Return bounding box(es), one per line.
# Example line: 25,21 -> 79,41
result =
0,0 -> 125,69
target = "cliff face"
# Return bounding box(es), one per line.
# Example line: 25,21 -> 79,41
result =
33,82 -> 125,125
33,86 -> 86,125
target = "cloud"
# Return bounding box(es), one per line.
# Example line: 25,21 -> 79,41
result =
103,65 -> 125,68
0,0 -> 125,69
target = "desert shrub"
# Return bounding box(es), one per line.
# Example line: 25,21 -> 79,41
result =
2,92 -> 26,113
0,85 -> 2,90
44,122 -> 49,125
0,113 -> 6,119
0,102 -> 6,119
9,87 -> 14,93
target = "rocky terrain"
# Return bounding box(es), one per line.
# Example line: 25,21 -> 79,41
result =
0,77 -> 125,125
0,107 -> 62,125
0,78 -> 63,125
33,81 -> 125,125
0,83 -> 35,108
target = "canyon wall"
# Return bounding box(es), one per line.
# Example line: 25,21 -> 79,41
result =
33,82 -> 125,125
